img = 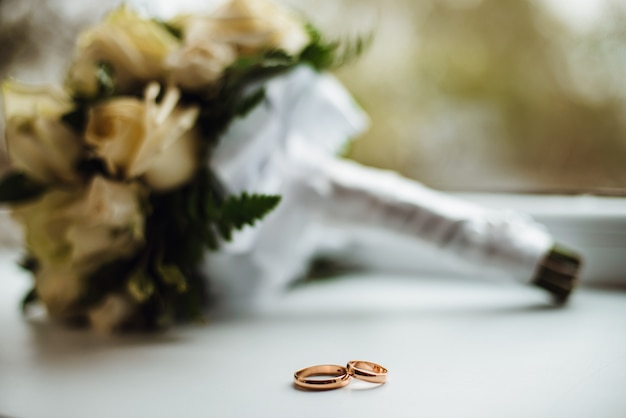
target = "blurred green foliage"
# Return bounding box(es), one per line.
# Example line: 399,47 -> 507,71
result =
327,0 -> 626,192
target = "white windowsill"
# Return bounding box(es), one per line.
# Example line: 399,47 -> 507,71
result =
2,193 -> 626,418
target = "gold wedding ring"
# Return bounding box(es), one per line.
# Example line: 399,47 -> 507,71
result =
294,364 -> 351,390
347,360 -> 388,384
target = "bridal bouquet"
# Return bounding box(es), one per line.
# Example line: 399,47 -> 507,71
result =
0,0 -> 366,330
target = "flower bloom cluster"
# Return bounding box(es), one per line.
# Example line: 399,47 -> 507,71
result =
2,0 -> 310,332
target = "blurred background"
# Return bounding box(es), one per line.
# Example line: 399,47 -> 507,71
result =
1,0 -> 626,194
309,0 -> 626,193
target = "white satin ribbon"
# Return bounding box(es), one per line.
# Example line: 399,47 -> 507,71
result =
204,66 -> 553,310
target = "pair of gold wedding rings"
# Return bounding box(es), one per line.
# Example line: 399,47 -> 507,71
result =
294,361 -> 388,390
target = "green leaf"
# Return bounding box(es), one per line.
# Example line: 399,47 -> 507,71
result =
127,269 -> 156,303
18,254 -> 39,273
60,107 -> 88,133
203,225 -> 219,250
96,61 -> 116,98
63,62 -> 116,132
234,87 -> 266,118
156,263 -> 188,293
0,172 -> 46,204
21,287 -> 38,314
152,18 -> 183,40
75,157 -> 109,179
77,257 -> 138,310
220,193 -> 281,231
222,51 -> 295,94
216,219 -> 233,241
71,61 -> 116,103
299,23 -> 373,71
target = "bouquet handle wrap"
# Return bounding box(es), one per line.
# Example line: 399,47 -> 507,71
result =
304,153 -> 579,302
206,66 -> 580,310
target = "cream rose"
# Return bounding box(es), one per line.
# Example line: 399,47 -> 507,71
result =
67,6 -> 180,97
209,0 -> 310,56
166,0 -> 310,90
2,81 -> 82,184
87,292 -> 138,333
167,37 -> 237,90
35,268 -> 85,318
12,176 -> 145,317
85,82 -> 200,191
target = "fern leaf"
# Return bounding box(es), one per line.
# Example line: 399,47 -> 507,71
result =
220,193 -> 281,231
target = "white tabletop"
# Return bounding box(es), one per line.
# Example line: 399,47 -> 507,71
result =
1,250 -> 626,418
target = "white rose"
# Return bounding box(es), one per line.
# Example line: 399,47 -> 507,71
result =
12,176 -> 145,317
85,83 -> 200,191
67,6 -> 180,97
2,81 -> 82,184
